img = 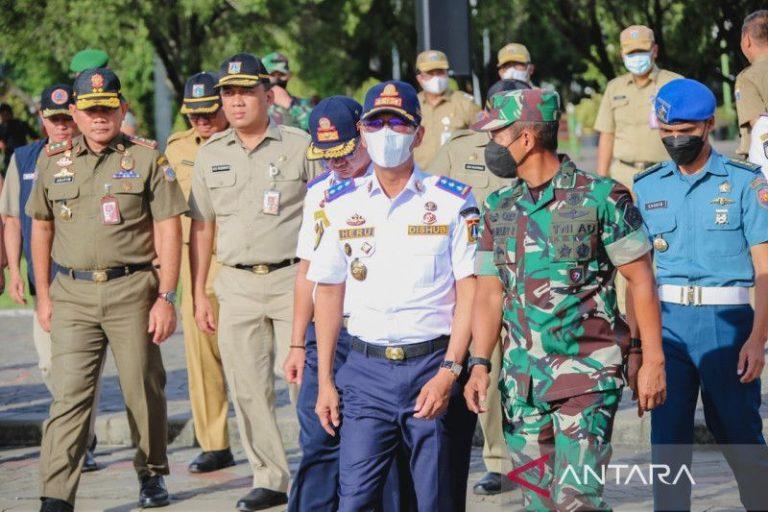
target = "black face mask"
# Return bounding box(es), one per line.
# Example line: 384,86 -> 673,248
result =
270,78 -> 288,88
484,140 -> 518,178
662,135 -> 705,166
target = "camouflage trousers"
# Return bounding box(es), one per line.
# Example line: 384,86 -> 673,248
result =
504,389 -> 621,511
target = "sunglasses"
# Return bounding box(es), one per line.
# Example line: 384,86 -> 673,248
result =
361,117 -> 416,134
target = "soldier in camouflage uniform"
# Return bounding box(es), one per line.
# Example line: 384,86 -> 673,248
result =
263,52 -> 313,132
464,89 -> 666,510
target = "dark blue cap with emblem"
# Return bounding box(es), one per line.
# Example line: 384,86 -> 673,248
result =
40,84 -> 74,118
307,96 -> 363,160
73,68 -> 122,110
361,80 -> 422,125
181,72 -> 220,114
655,78 -> 716,124
216,53 -> 269,89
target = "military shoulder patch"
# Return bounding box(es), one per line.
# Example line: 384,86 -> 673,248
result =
325,178 -> 355,203
128,135 -> 158,149
44,139 -> 72,157
727,157 -> 761,174
307,171 -> 331,190
435,176 -> 471,198
633,162 -> 664,183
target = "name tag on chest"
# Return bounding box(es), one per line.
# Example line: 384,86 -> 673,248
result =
23,172 -> 36,181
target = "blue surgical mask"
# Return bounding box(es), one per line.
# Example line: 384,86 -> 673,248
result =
623,52 -> 653,76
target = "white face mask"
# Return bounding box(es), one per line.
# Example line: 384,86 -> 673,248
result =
623,52 -> 653,76
421,75 -> 449,94
501,67 -> 530,82
363,127 -> 415,168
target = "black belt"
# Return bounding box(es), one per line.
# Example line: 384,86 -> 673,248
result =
232,258 -> 299,275
58,263 -> 153,283
351,336 -> 449,361
619,159 -> 655,170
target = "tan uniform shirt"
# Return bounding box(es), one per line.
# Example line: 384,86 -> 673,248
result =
25,134 -> 188,269
188,123 -> 319,266
735,54 -> 768,157
0,155 -> 21,216
594,67 -> 681,164
427,129 -> 509,205
414,89 -> 480,170
165,127 -> 203,244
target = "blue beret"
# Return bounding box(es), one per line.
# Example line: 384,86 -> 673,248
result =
655,78 -> 716,124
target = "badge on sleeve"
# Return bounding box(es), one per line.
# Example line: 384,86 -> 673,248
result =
163,166 -> 176,182
466,218 -> 479,244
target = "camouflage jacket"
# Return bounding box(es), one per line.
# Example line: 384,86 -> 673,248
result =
269,96 -> 313,132
476,157 -> 651,403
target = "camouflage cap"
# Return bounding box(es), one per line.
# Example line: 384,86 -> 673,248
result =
620,25 -> 654,54
471,88 -> 560,132
416,50 -> 449,73
263,52 -> 290,74
497,43 -> 531,67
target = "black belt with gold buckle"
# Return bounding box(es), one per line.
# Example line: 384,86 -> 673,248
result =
351,336 -> 449,361
233,258 -> 299,275
58,263 -> 154,283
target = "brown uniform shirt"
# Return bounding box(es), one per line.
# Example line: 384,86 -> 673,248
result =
188,122 -> 319,266
594,67 -> 681,164
427,129 -> 509,205
165,127 -> 203,244
414,89 -> 480,170
735,54 -> 768,157
25,133 -> 188,269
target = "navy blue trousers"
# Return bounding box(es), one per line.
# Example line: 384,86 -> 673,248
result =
651,303 -> 768,511
289,325 -> 408,512
335,342 -> 467,511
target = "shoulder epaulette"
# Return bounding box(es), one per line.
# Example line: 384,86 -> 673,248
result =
44,139 -> 72,157
307,171 -> 331,190
727,157 -> 761,173
127,135 -> 158,149
445,129 -> 473,144
166,128 -> 193,146
279,124 -> 311,139
633,162 -> 664,183
325,178 -> 356,203
435,175 -> 472,198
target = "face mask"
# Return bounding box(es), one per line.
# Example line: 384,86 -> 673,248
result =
270,77 -> 288,88
364,127 -> 416,168
501,67 -> 530,82
661,135 -> 705,166
484,140 -> 519,178
422,75 -> 449,94
623,52 -> 653,75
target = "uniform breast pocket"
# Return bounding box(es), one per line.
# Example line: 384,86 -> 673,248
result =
115,186 -> 145,221
704,210 -> 746,257
411,236 -> 450,288
646,216 -> 677,260
47,184 -> 79,221
207,171 -> 238,215
611,97 -> 633,128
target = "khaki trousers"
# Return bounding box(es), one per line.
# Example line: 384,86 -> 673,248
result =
478,341 -> 513,474
214,264 -> 295,492
40,271 -> 168,505
33,307 -> 102,448
180,245 -> 229,451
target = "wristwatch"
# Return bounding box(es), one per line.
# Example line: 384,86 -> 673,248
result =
467,356 -> 492,373
440,360 -> 463,378
158,291 -> 177,305
629,338 -> 642,350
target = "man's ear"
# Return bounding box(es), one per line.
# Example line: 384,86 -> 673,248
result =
68,104 -> 77,116
652,44 -> 659,60
412,125 -> 426,149
528,64 -> 535,78
265,85 -> 275,106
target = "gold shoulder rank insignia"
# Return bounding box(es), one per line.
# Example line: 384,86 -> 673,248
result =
45,139 -> 72,157
128,135 -> 158,149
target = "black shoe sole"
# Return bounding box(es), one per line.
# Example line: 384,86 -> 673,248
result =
473,485 -> 502,496
139,497 -> 170,509
188,458 -> 236,474
236,496 -> 288,512
81,463 -> 99,473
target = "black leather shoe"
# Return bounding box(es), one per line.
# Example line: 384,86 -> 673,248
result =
82,449 -> 99,472
188,448 -> 236,473
138,474 -> 170,508
236,488 -> 288,511
39,498 -> 73,512
473,471 -> 512,495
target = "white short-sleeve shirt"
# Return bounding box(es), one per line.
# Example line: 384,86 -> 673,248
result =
748,114 -> 768,180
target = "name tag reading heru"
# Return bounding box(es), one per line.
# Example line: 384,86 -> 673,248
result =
339,227 -> 374,240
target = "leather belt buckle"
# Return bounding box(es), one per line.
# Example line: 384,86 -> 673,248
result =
92,270 -> 108,283
252,264 -> 270,275
385,347 -> 405,361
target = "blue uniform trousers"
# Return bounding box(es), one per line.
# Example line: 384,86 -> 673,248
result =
288,324 -> 406,512
651,303 -> 768,511
335,343 -> 461,511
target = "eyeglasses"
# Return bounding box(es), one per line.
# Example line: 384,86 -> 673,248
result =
360,117 -> 416,134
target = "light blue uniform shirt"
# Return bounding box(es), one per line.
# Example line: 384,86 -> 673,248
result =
633,150 -> 768,287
